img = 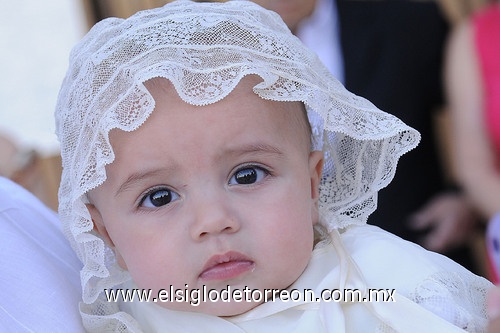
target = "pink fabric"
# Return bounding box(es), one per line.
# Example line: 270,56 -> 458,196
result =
474,4 -> 500,156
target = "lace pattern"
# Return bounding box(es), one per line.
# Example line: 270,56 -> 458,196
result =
411,271 -> 489,332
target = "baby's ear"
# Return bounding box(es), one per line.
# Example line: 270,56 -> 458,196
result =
85,204 -> 115,248
309,151 -> 324,201
308,151 -> 323,226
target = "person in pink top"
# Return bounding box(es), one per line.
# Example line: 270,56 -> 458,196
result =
475,3 -> 500,157
446,1 -> 500,221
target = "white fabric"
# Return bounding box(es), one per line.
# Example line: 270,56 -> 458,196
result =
296,0 -> 344,83
120,225 -> 491,332
0,177 -> 84,332
51,0 -> 491,331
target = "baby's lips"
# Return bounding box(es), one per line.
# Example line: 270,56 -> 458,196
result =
199,251 -> 254,281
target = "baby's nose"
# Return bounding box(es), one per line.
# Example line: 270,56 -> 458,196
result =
189,191 -> 240,240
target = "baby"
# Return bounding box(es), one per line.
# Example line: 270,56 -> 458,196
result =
55,1 -> 491,332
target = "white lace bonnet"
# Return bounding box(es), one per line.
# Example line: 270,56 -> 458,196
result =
55,0 -> 420,324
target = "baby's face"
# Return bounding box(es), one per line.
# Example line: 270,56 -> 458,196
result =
87,76 -> 323,316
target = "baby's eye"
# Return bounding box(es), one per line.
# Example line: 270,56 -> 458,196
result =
229,166 -> 268,185
140,188 -> 180,208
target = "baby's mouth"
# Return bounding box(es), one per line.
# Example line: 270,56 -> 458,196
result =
199,251 -> 255,281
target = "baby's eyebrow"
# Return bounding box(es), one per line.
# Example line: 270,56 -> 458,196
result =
114,168 -> 172,197
224,143 -> 284,159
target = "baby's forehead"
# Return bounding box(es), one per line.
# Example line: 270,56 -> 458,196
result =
125,76 -> 311,148
107,76 -> 312,166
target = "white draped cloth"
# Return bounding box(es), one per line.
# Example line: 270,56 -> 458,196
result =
0,177 -> 84,332
121,225 -> 491,333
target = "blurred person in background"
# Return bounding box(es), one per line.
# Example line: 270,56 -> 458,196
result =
445,1 -> 500,223
252,0 -> 481,272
